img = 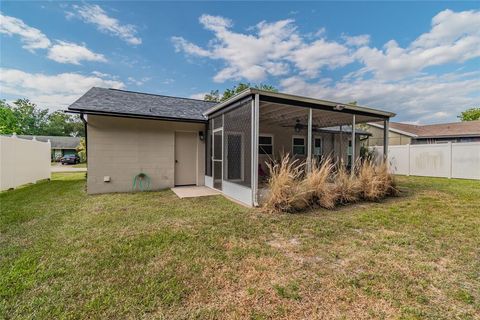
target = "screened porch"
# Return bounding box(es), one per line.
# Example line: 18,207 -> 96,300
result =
204,89 -> 394,206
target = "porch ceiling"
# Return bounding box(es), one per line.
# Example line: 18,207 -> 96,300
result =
259,102 -> 384,128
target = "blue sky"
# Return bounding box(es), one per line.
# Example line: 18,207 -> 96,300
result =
1,1 -> 479,123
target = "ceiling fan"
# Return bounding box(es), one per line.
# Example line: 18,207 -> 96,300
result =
281,119 -> 319,133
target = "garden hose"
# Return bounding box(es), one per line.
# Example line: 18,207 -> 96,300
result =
132,173 -> 151,192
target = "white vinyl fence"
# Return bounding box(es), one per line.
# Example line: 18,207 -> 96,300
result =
371,142 -> 480,180
0,135 -> 51,190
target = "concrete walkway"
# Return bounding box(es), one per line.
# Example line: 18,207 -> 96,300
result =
171,186 -> 220,198
51,164 -> 87,173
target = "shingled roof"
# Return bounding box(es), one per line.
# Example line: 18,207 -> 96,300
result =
369,120 -> 480,138
5,135 -> 81,149
68,87 -> 216,122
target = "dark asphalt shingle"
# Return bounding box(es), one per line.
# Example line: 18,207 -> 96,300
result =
68,87 -> 216,121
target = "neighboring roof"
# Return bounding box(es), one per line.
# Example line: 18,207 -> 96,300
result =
367,122 -> 419,137
4,135 -> 81,149
68,87 -> 217,122
203,88 -> 396,118
319,126 -> 371,136
368,120 -> 480,138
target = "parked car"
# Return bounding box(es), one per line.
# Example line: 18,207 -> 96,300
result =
60,154 -> 80,165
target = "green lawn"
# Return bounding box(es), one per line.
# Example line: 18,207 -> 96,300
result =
1,174 -> 479,319
72,162 -> 87,168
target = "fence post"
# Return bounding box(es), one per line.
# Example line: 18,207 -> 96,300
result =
448,142 -> 453,179
407,144 -> 411,176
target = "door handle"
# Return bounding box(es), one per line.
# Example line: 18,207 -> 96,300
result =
175,160 -> 178,163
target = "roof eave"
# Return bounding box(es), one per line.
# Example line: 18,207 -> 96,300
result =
203,88 -> 396,119
366,122 -> 418,137
202,88 -> 253,116
253,89 -> 396,118
415,134 -> 480,139
67,108 -> 207,123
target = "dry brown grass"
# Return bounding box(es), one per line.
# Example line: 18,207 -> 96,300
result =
264,154 -> 309,213
358,160 -> 398,201
265,155 -> 399,212
334,163 -> 361,205
304,158 -> 337,209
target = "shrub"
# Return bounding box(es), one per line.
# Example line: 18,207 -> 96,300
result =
304,158 -> 337,209
263,154 -> 309,213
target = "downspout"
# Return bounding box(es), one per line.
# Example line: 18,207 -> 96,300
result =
80,113 -> 87,161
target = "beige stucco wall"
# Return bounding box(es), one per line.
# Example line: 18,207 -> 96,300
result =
366,125 -> 412,146
87,115 -> 205,194
258,123 -> 361,169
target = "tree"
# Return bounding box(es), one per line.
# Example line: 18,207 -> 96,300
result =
458,107 -> 480,121
11,99 -> 49,135
0,100 -> 20,134
76,138 -> 86,162
0,98 -> 84,136
45,111 -> 85,137
204,90 -> 220,102
204,83 -> 278,102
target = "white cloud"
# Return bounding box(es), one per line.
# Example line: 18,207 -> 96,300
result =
0,68 -> 124,110
355,9 -> 480,79
172,36 -> 210,56
173,10 -> 480,123
290,39 -> 353,77
127,76 -> 151,86
71,4 -> 142,45
47,41 -> 107,64
280,71 -> 480,124
172,16 -> 301,82
172,15 -> 359,82
0,13 -> 51,51
1,13 -> 108,65
342,34 -> 370,47
190,92 -> 208,100
174,10 -> 480,84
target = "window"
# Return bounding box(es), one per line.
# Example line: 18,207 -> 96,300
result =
259,135 -> 273,155
292,137 -> 305,155
313,137 -> 322,156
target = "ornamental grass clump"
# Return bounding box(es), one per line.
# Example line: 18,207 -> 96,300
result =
358,160 -> 398,201
263,155 -> 398,213
264,154 -> 309,213
304,158 -> 337,209
334,164 -> 361,204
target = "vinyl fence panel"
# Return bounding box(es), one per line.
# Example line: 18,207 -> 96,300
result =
451,142 -> 480,179
370,142 -> 480,180
0,135 -> 51,190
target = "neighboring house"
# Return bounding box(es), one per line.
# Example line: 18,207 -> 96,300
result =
365,120 -> 480,146
68,87 -> 394,206
4,135 -> 81,161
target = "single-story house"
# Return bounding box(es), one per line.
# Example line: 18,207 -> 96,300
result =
365,120 -> 480,146
3,135 -> 81,161
68,87 -> 394,206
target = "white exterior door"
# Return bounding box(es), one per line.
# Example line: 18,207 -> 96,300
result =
174,132 -> 197,186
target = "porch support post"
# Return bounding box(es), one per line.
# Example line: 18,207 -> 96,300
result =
307,108 -> 313,172
339,125 -> 343,164
251,94 -> 260,206
351,115 -> 356,172
383,119 -> 389,162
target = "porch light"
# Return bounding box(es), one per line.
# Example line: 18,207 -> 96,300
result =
199,131 -> 205,141
334,104 -> 345,111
